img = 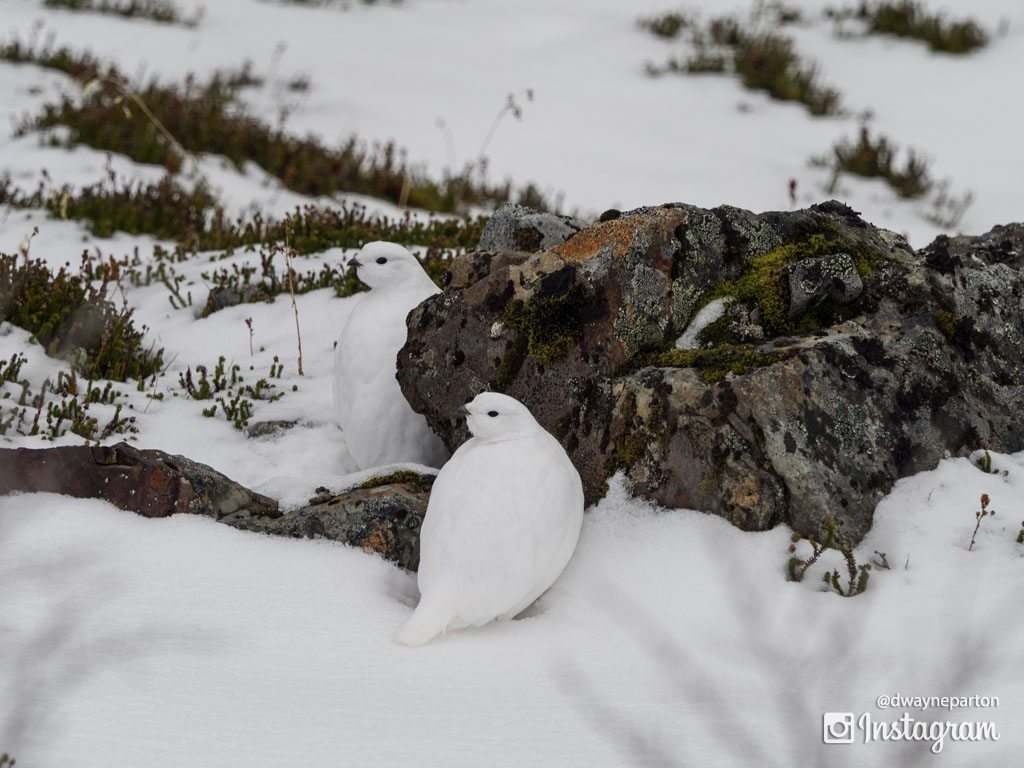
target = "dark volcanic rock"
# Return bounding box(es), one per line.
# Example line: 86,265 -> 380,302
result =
0,442 -> 279,520
398,201 -> 1024,545
0,444 -> 432,570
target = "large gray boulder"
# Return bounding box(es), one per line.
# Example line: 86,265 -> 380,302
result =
398,201 -> 1024,545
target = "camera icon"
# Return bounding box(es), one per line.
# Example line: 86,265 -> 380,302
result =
822,712 -> 856,744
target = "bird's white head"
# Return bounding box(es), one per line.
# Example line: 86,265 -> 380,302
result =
458,392 -> 541,441
347,241 -> 431,291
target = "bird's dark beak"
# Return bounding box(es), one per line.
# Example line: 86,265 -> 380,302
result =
348,257 -> 362,268
456,405 -> 470,417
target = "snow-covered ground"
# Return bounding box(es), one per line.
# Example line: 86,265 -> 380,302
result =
1,1 -> 1022,766
3,462 -> 1022,767
2,0 -> 1023,244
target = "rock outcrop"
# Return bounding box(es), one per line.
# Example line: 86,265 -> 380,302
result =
0,444 -> 431,570
477,203 -> 585,253
0,442 -> 280,520
232,473 -> 432,571
398,201 -> 1024,545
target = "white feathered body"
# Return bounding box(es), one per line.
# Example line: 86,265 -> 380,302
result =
334,283 -> 447,470
399,427 -> 584,644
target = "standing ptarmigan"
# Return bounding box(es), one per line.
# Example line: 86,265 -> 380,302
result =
333,242 -> 448,470
395,392 -> 584,645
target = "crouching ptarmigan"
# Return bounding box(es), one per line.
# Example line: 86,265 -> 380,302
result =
395,392 -> 584,645
333,242 -> 448,470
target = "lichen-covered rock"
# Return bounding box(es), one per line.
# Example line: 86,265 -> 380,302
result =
232,473 -> 433,570
477,203 -> 585,253
787,252 -> 863,317
398,201 -> 1024,546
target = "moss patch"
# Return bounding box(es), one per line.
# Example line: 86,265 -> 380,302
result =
503,284 -> 590,365
703,233 -> 880,338
933,309 -> 963,342
631,344 -> 788,383
356,470 -> 435,493
612,392 -> 646,467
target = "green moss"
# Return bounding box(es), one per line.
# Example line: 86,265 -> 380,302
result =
633,344 -> 788,383
503,284 -> 590,365
693,308 -> 741,346
612,392 -> 646,468
356,470 -> 435,493
703,233 -> 879,338
933,309 -> 962,342
615,431 -> 646,467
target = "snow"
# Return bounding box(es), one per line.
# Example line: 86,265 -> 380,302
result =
1,0 -> 1022,765
1,0 -> 1022,244
675,297 -> 730,349
2,463 -> 1022,767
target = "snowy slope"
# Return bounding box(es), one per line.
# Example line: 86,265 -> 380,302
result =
2,461 -> 1022,767
1,1 -> 1023,766
1,0 -> 1022,244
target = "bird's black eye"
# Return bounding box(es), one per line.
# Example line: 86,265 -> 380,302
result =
375,257 -> 387,265
487,410 -> 498,417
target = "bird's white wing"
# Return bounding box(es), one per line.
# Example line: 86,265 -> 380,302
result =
331,292 -> 366,430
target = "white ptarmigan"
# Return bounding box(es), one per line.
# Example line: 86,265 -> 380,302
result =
333,242 -> 448,470
395,392 -> 585,646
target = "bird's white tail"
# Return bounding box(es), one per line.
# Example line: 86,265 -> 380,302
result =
395,602 -> 450,646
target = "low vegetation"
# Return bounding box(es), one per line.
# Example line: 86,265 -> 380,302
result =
43,0 -> 203,27
968,492 -> 993,551
828,1 -> 988,54
0,171 -> 486,256
0,356 -> 138,441
177,355 -> 284,430
4,43 -> 551,214
643,11 -> 841,116
0,251 -> 164,382
0,171 -> 218,243
787,520 -> 889,596
814,126 -> 932,199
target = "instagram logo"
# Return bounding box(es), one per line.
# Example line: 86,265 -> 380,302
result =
823,712 -> 856,744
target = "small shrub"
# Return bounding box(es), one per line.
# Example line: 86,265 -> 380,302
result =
733,33 -> 842,116
638,12 -> 693,40
787,521 -> 878,596
817,126 -> 931,198
830,1 -> 988,54
643,14 -> 842,116
42,0 -> 202,27
2,172 -> 486,258
0,352 -> 28,385
0,253 -> 163,381
178,355 -> 282,430
8,45 -> 552,214
924,180 -> 974,230
0,171 -> 219,244
0,369 -> 137,441
968,492 -> 993,551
